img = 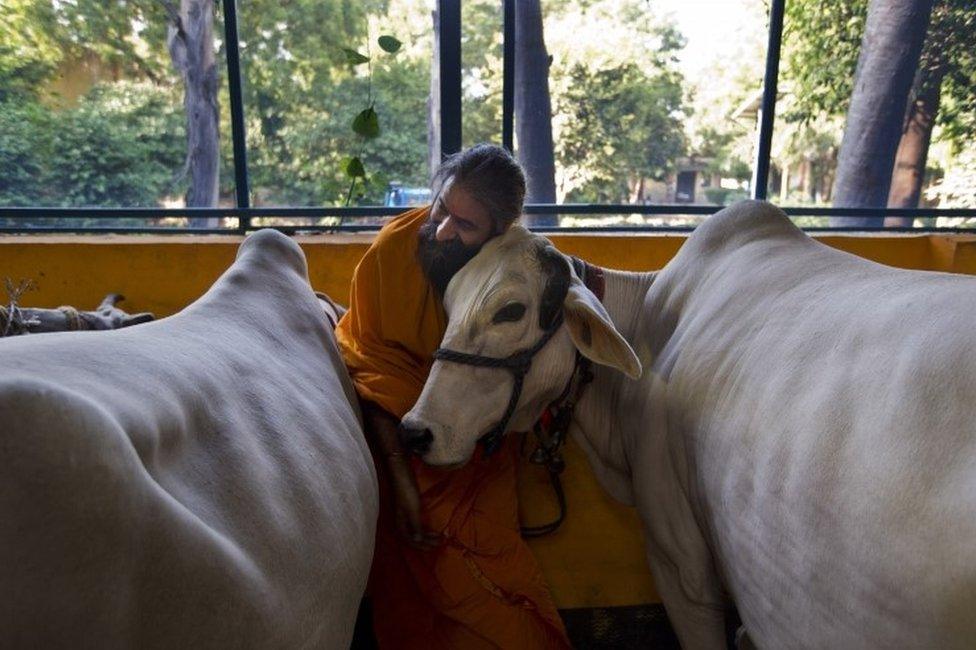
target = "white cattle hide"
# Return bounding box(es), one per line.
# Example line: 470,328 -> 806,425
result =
405,201 -> 976,649
0,229 -> 377,649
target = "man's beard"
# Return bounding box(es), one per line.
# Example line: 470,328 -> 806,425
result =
416,219 -> 481,296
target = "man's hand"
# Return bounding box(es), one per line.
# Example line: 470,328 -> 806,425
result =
361,401 -> 442,551
388,458 -> 441,550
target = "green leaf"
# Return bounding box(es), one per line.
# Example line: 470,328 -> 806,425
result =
342,48 -> 370,65
352,107 -> 380,138
342,156 -> 366,178
377,36 -> 402,54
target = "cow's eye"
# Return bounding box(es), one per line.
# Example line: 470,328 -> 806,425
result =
492,302 -> 526,324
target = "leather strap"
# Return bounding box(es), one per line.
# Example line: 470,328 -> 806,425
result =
571,257 -> 606,302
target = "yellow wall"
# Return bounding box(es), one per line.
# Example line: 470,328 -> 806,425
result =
5,232 -> 976,318
3,231 -> 976,609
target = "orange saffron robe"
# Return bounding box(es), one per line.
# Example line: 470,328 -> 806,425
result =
335,206 -> 571,649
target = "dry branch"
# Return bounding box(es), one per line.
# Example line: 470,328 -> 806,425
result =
0,284 -> 154,337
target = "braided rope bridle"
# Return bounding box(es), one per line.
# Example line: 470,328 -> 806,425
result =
431,257 -> 604,536
431,257 -> 604,459
433,311 -> 565,457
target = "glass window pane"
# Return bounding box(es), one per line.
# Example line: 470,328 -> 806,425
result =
462,0 -> 503,149
515,0 -> 767,228
241,0 -> 433,214
0,0 -> 236,229
775,0 -> 976,228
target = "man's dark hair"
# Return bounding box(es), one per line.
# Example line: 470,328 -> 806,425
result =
431,143 -> 526,232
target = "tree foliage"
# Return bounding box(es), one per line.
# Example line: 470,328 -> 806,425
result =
2,0 -> 704,210
783,0 -> 976,148
459,0 -> 504,148
0,0 -> 62,102
3,0 -> 973,216
926,148 -> 976,208
932,1 -> 976,147
556,62 -> 685,202
0,82 -> 185,208
543,0 -> 691,202
247,54 -> 429,206
228,0 -> 440,205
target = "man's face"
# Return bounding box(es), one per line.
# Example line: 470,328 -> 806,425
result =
417,179 -> 497,295
430,178 -> 495,247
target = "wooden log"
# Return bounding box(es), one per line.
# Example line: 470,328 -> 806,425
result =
0,293 -> 155,337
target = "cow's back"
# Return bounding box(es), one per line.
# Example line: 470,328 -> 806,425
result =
644,201 -> 976,648
0,229 -> 378,649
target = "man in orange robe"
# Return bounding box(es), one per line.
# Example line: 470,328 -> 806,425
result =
336,145 -> 570,649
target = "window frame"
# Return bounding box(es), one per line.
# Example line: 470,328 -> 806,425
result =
1,0 -> 974,234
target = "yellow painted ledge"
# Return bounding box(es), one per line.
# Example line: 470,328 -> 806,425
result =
3,230 -> 976,609
3,232 -> 976,319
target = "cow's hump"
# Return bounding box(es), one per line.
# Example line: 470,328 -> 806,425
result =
686,200 -> 803,258
237,228 -> 308,279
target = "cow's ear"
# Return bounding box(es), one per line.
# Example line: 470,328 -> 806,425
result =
563,278 -> 642,380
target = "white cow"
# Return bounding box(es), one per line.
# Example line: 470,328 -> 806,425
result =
401,201 -> 976,649
0,230 -> 377,649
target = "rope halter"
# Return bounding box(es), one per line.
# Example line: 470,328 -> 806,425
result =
433,311 -> 566,457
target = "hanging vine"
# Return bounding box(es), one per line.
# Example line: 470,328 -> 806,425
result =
340,32 -> 402,205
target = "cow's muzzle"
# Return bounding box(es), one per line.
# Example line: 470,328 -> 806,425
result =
398,423 -> 433,456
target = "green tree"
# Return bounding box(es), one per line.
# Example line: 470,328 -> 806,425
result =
556,62 -> 685,203
832,0 -> 935,225
3,0 -> 704,218
886,0 -> 976,222
685,58 -> 763,200
461,0 -> 504,149
237,0 -> 374,204
0,0 -> 214,215
232,0 -> 442,206
248,53 -> 429,206
925,148 -> 976,209
783,0 -> 976,219
0,82 -> 185,217
0,101 -> 51,207
0,0 -> 426,211
42,0 -> 172,82
0,0 -> 62,102
782,1 -> 868,124
544,0 -> 690,205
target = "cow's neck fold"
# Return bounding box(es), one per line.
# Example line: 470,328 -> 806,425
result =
601,268 -> 653,346
572,267 -> 656,503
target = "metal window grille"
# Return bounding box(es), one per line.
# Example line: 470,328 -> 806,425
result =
1,0 -> 974,234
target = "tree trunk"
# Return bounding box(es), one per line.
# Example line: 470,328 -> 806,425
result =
427,7 -> 442,181
884,68 -> 945,225
514,0 -> 557,227
830,0 -> 935,227
630,176 -> 645,203
166,0 -> 220,228
883,0 -> 952,227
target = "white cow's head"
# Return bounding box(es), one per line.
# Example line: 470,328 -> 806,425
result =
400,226 -> 641,466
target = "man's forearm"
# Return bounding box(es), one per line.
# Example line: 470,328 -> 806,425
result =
361,400 -> 435,547
363,402 -> 406,459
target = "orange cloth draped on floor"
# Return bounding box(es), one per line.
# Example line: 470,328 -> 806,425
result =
335,206 -> 570,649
